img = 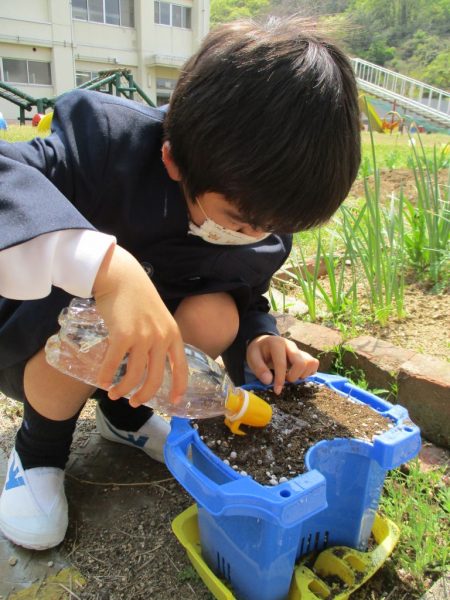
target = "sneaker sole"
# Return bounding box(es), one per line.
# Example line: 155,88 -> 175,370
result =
0,518 -> 66,550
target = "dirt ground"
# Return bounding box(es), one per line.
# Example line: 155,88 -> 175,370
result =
316,278 -> 450,362
0,398 -> 214,600
347,168 -> 449,206
360,282 -> 450,362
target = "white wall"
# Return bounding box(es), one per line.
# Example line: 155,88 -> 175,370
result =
0,0 -> 209,121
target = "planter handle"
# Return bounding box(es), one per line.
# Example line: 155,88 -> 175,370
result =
165,417 -> 327,527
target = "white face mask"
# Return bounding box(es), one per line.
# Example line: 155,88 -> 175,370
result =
188,200 -> 271,246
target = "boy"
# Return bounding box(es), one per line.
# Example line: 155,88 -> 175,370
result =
0,16 -> 361,550
0,228 -> 188,404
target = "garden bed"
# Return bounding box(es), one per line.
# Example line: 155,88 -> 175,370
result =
196,382 -> 392,485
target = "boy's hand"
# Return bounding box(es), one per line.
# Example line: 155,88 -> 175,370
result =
92,244 -> 188,406
246,334 -> 319,395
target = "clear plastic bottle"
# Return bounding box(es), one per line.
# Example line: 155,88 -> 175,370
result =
45,298 -> 271,434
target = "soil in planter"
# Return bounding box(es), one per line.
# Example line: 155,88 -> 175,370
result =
196,382 -> 393,485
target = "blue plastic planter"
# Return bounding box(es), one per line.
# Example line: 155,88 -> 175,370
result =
165,373 -> 421,600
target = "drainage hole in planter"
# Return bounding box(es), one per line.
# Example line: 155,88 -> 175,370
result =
216,552 -> 231,582
279,489 -> 291,498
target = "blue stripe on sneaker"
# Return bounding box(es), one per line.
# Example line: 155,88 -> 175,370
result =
5,456 -> 25,490
103,419 -> 149,449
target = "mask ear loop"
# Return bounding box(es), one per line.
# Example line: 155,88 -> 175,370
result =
195,198 -> 210,221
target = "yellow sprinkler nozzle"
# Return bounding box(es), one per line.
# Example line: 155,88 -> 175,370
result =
224,389 -> 272,435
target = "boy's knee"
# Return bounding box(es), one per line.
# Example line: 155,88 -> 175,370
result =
174,293 -> 239,358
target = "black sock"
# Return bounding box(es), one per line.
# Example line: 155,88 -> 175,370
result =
98,394 -> 153,431
15,399 -> 82,470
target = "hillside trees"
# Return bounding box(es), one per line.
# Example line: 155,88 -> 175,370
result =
210,0 -> 270,25
209,0 -> 449,88
340,0 -> 450,86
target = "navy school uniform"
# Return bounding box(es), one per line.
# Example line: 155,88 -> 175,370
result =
0,90 -> 292,384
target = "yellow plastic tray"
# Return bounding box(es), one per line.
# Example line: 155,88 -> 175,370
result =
172,505 -> 400,600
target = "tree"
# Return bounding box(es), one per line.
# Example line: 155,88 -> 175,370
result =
210,0 -> 270,25
415,53 -> 450,91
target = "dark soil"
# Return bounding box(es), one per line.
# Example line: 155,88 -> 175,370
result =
196,382 -> 392,485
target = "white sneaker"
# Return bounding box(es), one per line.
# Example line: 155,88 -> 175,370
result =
0,449 -> 68,550
95,404 -> 170,463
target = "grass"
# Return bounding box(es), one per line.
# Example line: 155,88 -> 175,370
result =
380,460 -> 449,594
360,131 -> 449,171
0,123 -> 39,142
5,123 -> 447,166
286,128 -> 449,329
406,138 -> 450,288
327,360 -> 449,594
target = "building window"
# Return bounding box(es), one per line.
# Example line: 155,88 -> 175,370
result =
156,77 -> 177,91
154,2 -> 191,28
76,71 -> 95,87
76,70 -> 109,91
156,94 -> 170,106
72,0 -> 88,20
72,0 -> 135,27
156,77 -> 177,105
2,58 -> 52,85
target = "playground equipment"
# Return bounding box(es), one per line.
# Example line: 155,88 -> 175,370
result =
0,68 -> 155,125
352,58 -> 450,130
359,94 -> 385,132
37,111 -> 53,134
359,94 -> 404,133
381,110 -> 404,132
359,95 -> 425,134
31,113 -> 44,127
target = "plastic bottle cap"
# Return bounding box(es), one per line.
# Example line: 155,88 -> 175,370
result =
225,390 -> 272,435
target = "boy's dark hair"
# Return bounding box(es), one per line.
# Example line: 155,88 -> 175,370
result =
164,17 -> 361,233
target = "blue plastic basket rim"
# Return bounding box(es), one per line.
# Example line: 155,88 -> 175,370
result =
243,372 -> 417,422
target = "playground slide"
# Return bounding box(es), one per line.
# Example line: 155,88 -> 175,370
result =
37,112 -> 53,134
359,94 -> 384,133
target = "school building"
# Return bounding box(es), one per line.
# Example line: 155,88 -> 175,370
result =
0,0 -> 210,121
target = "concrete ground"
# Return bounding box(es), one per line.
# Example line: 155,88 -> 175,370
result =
1,446 -> 69,599
0,431 -> 170,599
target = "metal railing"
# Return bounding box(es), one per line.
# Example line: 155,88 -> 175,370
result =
0,68 -> 155,124
351,58 -> 450,128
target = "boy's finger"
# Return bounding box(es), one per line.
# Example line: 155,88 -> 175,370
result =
285,351 -> 308,382
270,343 -> 287,394
246,346 -> 273,386
128,349 -> 166,407
167,338 -> 189,404
108,346 -> 147,400
97,342 -> 129,391
286,349 -> 319,381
